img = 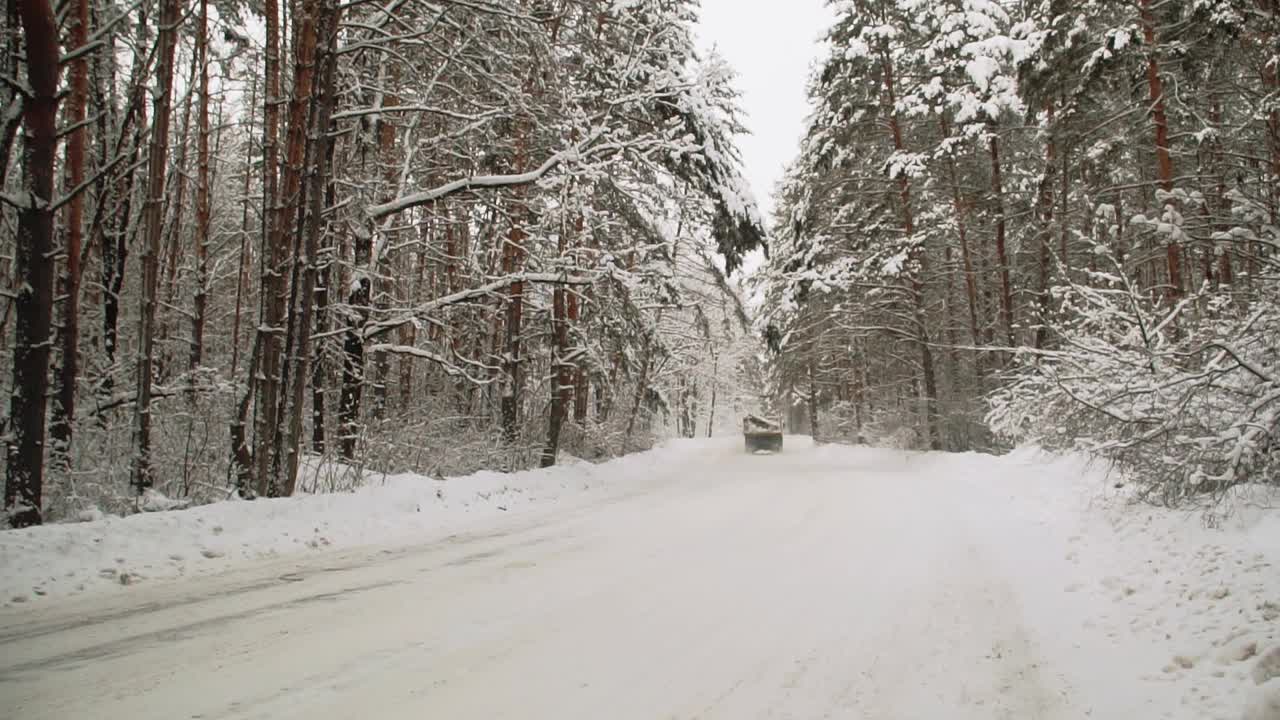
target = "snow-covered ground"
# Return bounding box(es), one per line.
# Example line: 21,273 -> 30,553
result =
1,437 -> 1276,719
0,447 -> 681,603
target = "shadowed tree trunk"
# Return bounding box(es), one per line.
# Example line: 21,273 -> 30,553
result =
189,0 -> 212,393
541,214 -> 574,467
130,0 -> 181,493
989,133 -> 1014,347
5,0 -> 60,527
501,124 -> 530,443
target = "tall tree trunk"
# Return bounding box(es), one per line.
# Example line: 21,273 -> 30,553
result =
312,139 -> 337,455
1209,97 -> 1234,285
989,133 -> 1015,347
623,333 -> 655,451
571,289 -> 588,424
1034,104 -> 1058,351
50,0 -> 90,467
370,80 -> 401,423
1256,0 -> 1280,240
1139,0 -> 1183,301
939,115 -> 982,388
230,78 -> 256,381
5,0 -> 59,527
101,7 -> 150,397
705,347 -> 717,438
160,52 -> 196,328
541,226 -> 573,467
500,127 -> 530,443
130,0 -> 181,493
189,0 -> 211,392
881,49 -> 940,450
570,215 -> 588,424
807,362 -> 820,442
233,0 -> 283,490
339,278 -> 370,461
258,0 -> 319,496
283,0 -> 340,495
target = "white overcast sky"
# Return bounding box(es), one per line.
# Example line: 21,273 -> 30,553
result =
694,0 -> 834,225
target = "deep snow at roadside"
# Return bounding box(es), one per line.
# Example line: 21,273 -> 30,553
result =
0,445 -> 685,604
1,438 -> 1277,719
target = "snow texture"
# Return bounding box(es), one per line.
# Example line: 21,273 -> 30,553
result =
1,438 -> 1276,720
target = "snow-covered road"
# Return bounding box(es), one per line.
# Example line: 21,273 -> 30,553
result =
2,438 -> 1277,719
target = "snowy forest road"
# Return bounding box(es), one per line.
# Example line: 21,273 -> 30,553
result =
2,438 -> 1087,719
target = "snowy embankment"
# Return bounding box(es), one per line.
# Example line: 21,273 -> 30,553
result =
0,444 -> 686,605
916,446 -> 1280,720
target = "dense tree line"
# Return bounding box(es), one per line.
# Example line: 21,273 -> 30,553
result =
759,0 -> 1278,501
1,0 -> 766,526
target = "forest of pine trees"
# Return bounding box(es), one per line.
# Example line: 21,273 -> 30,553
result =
1,0 -> 767,526
758,0 -> 1278,503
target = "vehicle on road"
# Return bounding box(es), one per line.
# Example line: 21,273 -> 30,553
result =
742,414 -> 783,453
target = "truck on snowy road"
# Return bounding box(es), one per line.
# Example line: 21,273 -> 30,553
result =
742,414 -> 783,453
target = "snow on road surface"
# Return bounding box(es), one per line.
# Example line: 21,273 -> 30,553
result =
1,438 -> 1277,719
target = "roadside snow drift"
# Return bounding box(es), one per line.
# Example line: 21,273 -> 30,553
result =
1,438 -> 1276,720
0,446 -> 683,603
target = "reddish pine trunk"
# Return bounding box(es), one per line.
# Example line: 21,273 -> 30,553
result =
51,0 -> 89,464
284,0 -> 340,495
130,0 -> 181,493
5,0 -> 60,527
257,0 -> 319,496
1139,0 -> 1183,301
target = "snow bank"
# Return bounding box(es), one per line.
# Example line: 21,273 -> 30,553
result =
946,446 -> 1280,720
0,442 -> 695,605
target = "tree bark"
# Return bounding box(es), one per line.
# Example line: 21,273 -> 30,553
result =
1139,0 -> 1183,301
258,0 -> 319,496
233,0 -> 283,492
189,0 -> 212,393
130,0 -> 181,493
501,125 -> 530,443
50,0 -> 90,466
283,0 -> 340,495
1034,104 -> 1058,351
989,133 -> 1015,347
541,220 -> 573,467
5,0 -> 60,527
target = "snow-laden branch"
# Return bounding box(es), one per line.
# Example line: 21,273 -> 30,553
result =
365,343 -> 497,387
366,131 -> 602,220
363,271 -> 598,340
